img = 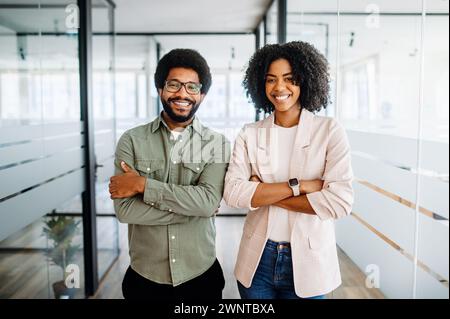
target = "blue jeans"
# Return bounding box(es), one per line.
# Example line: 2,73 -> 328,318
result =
238,239 -> 325,299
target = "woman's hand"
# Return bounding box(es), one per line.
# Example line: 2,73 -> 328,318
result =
248,176 -> 322,194
248,175 -> 293,208
249,175 -> 262,183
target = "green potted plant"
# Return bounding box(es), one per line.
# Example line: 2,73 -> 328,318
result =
42,215 -> 81,299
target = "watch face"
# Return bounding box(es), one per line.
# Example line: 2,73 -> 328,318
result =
289,178 -> 299,186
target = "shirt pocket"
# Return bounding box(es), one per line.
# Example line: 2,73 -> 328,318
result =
181,162 -> 206,185
134,159 -> 164,180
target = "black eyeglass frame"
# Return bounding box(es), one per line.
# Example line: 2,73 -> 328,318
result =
164,79 -> 203,95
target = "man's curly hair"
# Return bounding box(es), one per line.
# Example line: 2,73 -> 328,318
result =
243,41 -> 330,114
154,48 -> 212,94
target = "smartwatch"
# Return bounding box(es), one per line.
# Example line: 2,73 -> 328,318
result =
288,178 -> 300,196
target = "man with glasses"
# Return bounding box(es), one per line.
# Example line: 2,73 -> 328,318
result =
109,49 -> 230,300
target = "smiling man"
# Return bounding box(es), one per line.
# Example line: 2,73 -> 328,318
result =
109,49 -> 230,300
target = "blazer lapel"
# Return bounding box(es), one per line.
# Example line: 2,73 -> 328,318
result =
256,114 -> 277,183
289,109 -> 314,229
289,109 -> 313,180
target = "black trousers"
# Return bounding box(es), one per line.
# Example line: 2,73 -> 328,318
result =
122,259 -> 225,300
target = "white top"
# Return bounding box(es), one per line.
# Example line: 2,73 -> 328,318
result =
160,116 -> 185,141
267,124 -> 298,243
170,130 -> 183,140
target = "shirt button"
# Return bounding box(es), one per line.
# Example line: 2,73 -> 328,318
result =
172,259 -> 176,263
169,209 -> 173,212
146,167 -> 150,171
150,202 -> 154,206
173,161 -> 177,164
171,236 -> 175,240
179,139 -> 183,143
196,167 -> 200,171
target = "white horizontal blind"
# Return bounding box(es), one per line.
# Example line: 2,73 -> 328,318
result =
0,122 -> 86,241
336,130 -> 449,299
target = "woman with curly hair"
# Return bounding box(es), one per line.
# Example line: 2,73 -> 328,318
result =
223,41 -> 354,299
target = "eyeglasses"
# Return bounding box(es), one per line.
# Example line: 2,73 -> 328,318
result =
164,80 -> 202,95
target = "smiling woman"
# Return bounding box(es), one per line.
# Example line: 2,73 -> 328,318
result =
264,59 -> 301,123
243,41 -> 330,115
224,41 -> 354,300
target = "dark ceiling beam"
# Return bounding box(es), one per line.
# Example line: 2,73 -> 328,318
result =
10,31 -> 253,37
253,0 -> 275,33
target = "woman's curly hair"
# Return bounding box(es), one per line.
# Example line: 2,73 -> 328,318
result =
154,48 -> 212,94
243,41 -> 330,114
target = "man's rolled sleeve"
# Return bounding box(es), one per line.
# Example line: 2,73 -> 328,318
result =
142,178 -> 164,207
142,161 -> 228,217
141,138 -> 230,217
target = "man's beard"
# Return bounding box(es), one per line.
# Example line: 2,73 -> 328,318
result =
161,97 -> 201,123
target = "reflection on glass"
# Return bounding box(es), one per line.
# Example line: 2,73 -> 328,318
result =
415,1 -> 449,299
92,2 -> 120,282
0,2 -> 41,126
266,0 -> 279,44
0,220 -> 51,299
114,35 -> 159,131
257,20 -> 265,49
0,0 -> 85,300
287,0 -> 339,117
0,3 -> 80,125
422,15 -> 449,143
198,73 -> 227,120
43,215 -> 81,299
197,72 -> 255,143
0,196 -> 85,299
338,2 -> 424,138
116,72 -> 138,118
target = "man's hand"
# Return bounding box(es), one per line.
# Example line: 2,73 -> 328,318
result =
109,161 -> 146,199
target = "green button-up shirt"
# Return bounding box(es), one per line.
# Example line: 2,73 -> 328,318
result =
113,115 -> 230,286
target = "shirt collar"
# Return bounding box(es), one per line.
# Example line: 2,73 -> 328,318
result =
151,112 -> 202,135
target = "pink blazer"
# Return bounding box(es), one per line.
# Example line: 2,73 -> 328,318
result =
223,109 -> 354,298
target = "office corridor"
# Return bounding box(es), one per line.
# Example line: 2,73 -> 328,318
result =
0,0 -> 447,301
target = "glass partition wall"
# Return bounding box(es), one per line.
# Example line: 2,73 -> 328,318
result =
286,0 -> 449,299
0,0 -> 118,298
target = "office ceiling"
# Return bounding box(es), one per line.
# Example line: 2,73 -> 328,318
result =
288,0 -> 449,13
110,0 -> 271,70
0,0 -> 447,35
113,0 -> 272,33
0,0 -> 448,70
112,0 -> 449,34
